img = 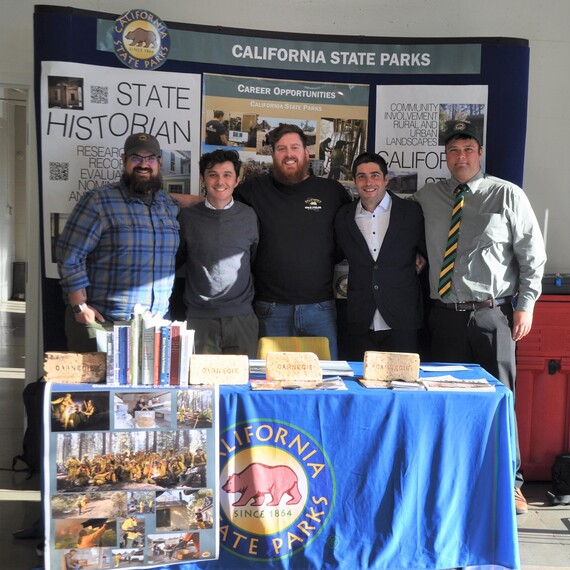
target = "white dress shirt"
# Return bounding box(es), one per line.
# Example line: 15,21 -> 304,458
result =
354,192 -> 392,331
205,197 -> 234,210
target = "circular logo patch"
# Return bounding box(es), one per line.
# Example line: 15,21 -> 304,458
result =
219,419 -> 335,562
113,9 -> 170,70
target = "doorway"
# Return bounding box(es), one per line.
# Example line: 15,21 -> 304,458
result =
0,86 -> 27,303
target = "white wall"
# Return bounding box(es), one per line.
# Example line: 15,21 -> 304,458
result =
0,97 -> 15,301
2,0 -> 569,274
14,105 -> 27,263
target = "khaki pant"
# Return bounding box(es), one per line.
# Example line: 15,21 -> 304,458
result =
188,311 -> 259,358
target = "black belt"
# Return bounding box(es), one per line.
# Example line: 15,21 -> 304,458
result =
432,296 -> 511,312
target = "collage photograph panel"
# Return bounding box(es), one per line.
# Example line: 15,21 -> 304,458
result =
56,429 -> 209,492
126,490 -> 156,515
51,491 -> 127,520
61,546 -> 116,569
176,389 -> 213,429
51,390 -> 110,432
148,531 -> 202,564
113,391 -> 173,430
54,517 -> 116,551
155,489 -> 214,532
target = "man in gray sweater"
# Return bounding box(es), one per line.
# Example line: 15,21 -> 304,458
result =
177,149 -> 259,356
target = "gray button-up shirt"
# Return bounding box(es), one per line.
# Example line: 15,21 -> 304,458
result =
411,170 -> 546,313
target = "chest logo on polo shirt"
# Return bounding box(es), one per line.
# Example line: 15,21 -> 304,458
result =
304,197 -> 322,211
219,419 -> 335,561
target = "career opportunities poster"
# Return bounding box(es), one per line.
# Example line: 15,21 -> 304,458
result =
40,61 -> 201,279
375,85 -> 488,194
202,73 -> 369,184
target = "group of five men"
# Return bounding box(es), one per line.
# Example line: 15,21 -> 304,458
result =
56,121 -> 546,514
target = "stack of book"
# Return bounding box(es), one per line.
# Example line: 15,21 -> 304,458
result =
96,304 -> 195,387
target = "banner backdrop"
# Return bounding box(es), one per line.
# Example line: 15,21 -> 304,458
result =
34,6 -> 529,569
34,5 -> 530,351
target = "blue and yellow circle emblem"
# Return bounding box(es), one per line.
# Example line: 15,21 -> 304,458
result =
113,9 -> 170,70
219,418 -> 336,562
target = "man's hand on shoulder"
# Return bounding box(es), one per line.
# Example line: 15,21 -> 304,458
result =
171,193 -> 204,208
415,253 -> 427,274
513,309 -> 533,341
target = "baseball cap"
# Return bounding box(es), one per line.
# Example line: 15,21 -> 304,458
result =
124,132 -> 161,157
442,120 -> 482,146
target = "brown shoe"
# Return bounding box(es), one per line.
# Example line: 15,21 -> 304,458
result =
514,487 -> 528,515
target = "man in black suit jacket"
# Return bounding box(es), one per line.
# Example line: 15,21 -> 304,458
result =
335,152 -> 426,359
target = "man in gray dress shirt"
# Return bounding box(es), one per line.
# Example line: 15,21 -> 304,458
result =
412,120 -> 546,514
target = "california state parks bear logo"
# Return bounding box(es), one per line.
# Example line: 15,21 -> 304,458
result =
219,419 -> 335,561
223,463 -> 302,507
113,9 -> 170,70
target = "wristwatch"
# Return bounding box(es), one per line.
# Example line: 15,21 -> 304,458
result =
72,303 -> 88,314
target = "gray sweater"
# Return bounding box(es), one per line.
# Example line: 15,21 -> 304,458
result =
177,201 -> 258,318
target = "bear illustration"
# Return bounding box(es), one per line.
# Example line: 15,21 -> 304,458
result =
125,28 -> 157,48
222,462 -> 302,507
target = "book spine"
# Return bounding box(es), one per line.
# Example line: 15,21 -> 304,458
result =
130,314 -> 141,387
179,329 -> 194,388
125,325 -> 131,385
141,323 -> 155,386
105,329 -> 114,384
113,325 -> 122,385
159,325 -> 172,386
153,328 -> 161,387
170,325 -> 181,386
118,325 -> 129,385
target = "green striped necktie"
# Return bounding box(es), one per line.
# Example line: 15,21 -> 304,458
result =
438,183 -> 469,298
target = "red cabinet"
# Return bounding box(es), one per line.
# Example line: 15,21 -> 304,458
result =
516,295 -> 570,480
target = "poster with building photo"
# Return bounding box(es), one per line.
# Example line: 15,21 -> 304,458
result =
375,85 -> 488,194
44,384 -> 219,569
40,61 -> 202,279
202,73 -> 369,190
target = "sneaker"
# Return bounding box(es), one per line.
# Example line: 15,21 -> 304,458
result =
514,487 -> 528,515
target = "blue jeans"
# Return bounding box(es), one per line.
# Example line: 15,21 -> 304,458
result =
254,300 -> 338,359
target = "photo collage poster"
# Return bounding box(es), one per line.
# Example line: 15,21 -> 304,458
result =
43,383 -> 219,569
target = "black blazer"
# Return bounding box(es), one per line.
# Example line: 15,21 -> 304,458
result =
335,191 -> 425,334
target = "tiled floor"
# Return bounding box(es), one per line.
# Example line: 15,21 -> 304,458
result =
518,483 -> 570,569
1,301 -> 570,569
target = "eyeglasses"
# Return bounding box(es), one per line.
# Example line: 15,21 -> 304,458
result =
129,154 -> 159,165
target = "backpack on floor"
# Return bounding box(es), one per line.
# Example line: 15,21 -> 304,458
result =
549,453 -> 570,505
12,378 -> 46,478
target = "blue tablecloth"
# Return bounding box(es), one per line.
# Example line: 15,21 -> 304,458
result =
187,363 -> 519,570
